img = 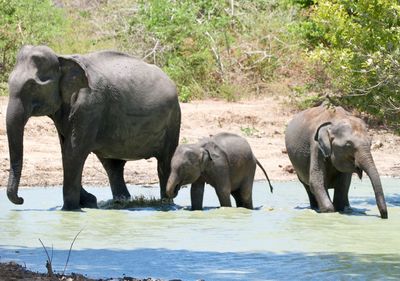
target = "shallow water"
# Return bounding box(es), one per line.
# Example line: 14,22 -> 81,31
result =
0,178 -> 399,280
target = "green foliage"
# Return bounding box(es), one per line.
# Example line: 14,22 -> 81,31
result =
287,0 -> 314,8
128,0 -> 303,101
240,126 -> 259,137
290,85 -> 321,109
0,0 -> 65,85
297,0 -> 400,127
0,81 -> 7,96
133,0 -> 232,101
0,0 -> 307,104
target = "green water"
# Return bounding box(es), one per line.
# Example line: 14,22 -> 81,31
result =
0,178 -> 399,280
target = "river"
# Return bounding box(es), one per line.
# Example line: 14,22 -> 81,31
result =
0,178 -> 399,280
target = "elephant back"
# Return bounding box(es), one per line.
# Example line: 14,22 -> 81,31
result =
77,51 -> 178,104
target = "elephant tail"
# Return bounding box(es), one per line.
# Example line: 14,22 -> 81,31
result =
256,159 -> 273,193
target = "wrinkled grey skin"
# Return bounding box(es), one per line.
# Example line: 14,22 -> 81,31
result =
166,132 -> 273,210
285,105 -> 387,219
6,45 -> 181,210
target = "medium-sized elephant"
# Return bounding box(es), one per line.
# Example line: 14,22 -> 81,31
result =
285,105 -> 388,219
166,132 -> 273,210
6,45 -> 181,210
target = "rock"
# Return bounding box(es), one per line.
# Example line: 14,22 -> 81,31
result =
372,140 -> 383,150
283,165 -> 295,174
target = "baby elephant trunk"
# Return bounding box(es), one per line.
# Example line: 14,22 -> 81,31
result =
166,172 -> 180,199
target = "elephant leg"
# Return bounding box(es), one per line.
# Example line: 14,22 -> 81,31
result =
98,157 -> 130,200
310,181 -> 334,213
231,189 -> 243,208
232,188 -> 253,209
62,151 -> 96,210
80,186 -> 97,208
191,180 -> 205,210
333,173 -> 352,212
157,121 -> 180,199
214,182 -> 232,208
60,95 -> 101,210
234,177 -> 254,209
299,177 -> 318,210
58,132 -> 97,210
309,154 -> 335,213
157,158 -> 170,200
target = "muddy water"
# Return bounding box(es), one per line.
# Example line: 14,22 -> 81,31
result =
0,178 -> 399,280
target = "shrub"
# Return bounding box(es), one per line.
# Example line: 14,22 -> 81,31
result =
131,0 -> 233,101
298,0 -> 400,127
129,0 -> 304,102
0,0 -> 65,92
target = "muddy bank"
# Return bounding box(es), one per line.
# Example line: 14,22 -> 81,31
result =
0,261 -> 166,281
1,95 -> 399,188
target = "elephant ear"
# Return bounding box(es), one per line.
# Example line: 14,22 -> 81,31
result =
314,122 -> 333,159
58,56 -> 91,102
200,141 -> 220,171
199,147 -> 212,172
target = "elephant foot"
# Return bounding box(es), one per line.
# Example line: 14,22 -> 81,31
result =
62,201 -> 81,211
161,198 -> 174,205
113,194 -> 131,203
334,204 -> 351,213
341,206 -> 352,214
318,205 -> 335,213
80,188 -> 98,209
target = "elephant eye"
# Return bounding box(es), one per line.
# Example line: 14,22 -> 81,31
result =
345,141 -> 353,148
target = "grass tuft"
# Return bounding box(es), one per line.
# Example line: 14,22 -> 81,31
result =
98,195 -> 169,210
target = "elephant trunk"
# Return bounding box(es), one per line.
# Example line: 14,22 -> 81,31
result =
6,98 -> 28,205
166,172 -> 179,199
356,148 -> 388,219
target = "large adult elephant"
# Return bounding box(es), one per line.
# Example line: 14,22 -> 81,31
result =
285,105 -> 388,219
6,45 -> 181,210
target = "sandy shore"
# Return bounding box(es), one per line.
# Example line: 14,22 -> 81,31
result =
1,95 -> 400,189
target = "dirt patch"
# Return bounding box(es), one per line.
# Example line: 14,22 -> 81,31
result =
1,95 -> 400,188
0,95 -> 296,188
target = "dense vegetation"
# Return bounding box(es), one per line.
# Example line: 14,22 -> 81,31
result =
295,0 -> 400,128
0,0 -> 64,92
0,0 -> 399,128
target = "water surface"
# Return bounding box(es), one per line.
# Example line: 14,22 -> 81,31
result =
0,178 -> 399,280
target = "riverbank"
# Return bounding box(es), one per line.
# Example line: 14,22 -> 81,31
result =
0,261 -> 165,281
1,95 -> 399,188
1,95 -> 400,280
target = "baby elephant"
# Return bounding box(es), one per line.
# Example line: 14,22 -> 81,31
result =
166,132 -> 273,210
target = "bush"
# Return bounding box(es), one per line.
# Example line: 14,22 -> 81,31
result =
0,0 -> 65,92
131,0 -> 233,101
128,0 -> 304,102
298,0 -> 400,128
0,0 -> 307,102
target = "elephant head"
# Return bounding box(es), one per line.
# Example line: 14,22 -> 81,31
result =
315,118 -> 388,219
166,143 -> 213,198
6,45 -> 90,205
